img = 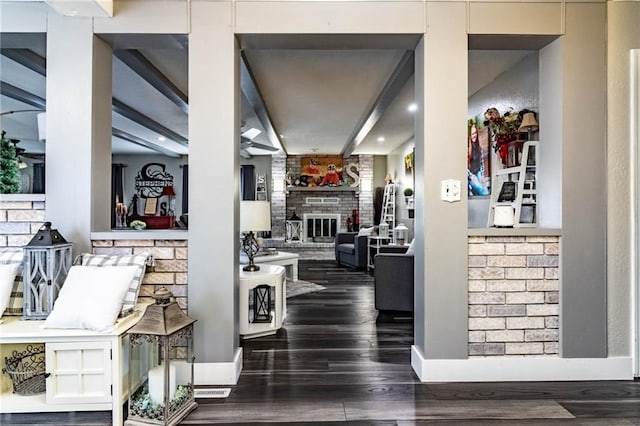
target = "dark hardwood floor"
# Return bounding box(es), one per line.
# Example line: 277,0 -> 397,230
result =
2,259 -> 639,425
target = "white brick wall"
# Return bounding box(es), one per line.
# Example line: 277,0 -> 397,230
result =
0,197 -> 46,247
468,235 -> 560,357
92,239 -> 189,310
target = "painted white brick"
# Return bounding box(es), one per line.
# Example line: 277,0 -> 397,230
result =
526,280 -> 559,291
486,280 -> 526,292
486,236 -> 526,243
92,240 -> 114,247
468,305 -> 487,317
0,210 -> 6,222
506,317 -> 545,329
525,236 -> 559,243
468,280 -> 486,292
486,329 -> 524,342
469,292 -> 505,305
505,243 -> 544,255
134,246 -> 174,259
505,267 -> 544,279
468,330 -> 485,342
7,209 -> 45,222
505,292 -> 545,304
527,255 -> 559,267
468,236 -> 486,244
469,317 -> 505,330
487,255 -> 526,267
468,243 -> 504,255
468,256 -> 487,267
527,304 -> 560,316
468,267 -> 504,280
544,243 -> 559,255
545,316 -> 559,329
487,305 -> 526,317
525,329 -> 559,342
505,342 -> 544,355
545,268 -> 559,279
544,342 -> 559,354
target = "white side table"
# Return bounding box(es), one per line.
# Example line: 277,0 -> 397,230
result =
367,236 -> 390,272
239,264 -> 286,339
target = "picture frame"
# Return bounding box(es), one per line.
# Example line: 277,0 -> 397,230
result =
144,197 -> 158,215
467,121 -> 491,196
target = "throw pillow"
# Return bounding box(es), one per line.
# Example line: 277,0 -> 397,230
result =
406,238 -> 416,255
0,263 -> 21,316
0,248 -> 24,316
80,253 -> 150,316
357,226 -> 375,237
43,265 -> 138,332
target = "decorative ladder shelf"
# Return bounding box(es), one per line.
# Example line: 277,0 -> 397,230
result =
487,141 -> 539,228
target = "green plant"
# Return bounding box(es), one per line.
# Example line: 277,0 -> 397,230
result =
403,187 -> 414,197
0,131 -> 20,194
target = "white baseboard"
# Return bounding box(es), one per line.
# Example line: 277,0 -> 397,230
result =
411,345 -> 634,382
194,347 -> 243,385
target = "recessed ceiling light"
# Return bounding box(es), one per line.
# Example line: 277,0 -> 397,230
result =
377,136 -> 385,143
158,136 -> 166,142
67,9 -> 79,16
408,103 -> 418,112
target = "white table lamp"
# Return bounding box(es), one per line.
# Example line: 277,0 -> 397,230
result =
240,201 -> 272,271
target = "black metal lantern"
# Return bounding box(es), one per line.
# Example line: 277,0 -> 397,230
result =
126,287 -> 197,426
23,222 -> 73,319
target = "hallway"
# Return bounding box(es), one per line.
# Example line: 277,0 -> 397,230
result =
185,260 -> 640,425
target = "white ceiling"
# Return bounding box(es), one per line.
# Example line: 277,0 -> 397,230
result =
0,30 -> 538,160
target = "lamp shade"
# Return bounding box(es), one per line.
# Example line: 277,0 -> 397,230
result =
240,201 -> 271,232
518,112 -> 539,133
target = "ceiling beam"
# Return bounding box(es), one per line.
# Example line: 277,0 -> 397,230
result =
240,52 -> 285,154
1,49 -> 47,76
112,128 -> 181,158
114,50 -> 189,114
0,81 -> 46,110
3,48 -> 189,149
342,50 -> 414,157
112,98 -> 188,147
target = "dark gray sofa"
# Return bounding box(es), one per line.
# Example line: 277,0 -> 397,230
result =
374,246 -> 414,312
334,232 -> 368,269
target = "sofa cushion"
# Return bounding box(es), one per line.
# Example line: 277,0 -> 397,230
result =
337,243 -> 355,255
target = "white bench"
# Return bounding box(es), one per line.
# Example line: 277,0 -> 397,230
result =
0,312 -> 142,425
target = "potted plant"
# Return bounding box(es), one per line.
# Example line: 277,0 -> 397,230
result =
403,187 -> 414,204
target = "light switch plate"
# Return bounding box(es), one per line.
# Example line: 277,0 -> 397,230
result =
441,179 -> 461,202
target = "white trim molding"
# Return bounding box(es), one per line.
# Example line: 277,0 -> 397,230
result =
411,346 -> 633,382
194,348 -> 243,386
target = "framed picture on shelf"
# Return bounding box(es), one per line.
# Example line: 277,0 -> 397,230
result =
144,197 -> 158,215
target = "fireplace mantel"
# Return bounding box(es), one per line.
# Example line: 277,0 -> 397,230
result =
286,187 -> 358,194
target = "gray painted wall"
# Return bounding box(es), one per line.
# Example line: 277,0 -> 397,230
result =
112,155 -> 187,218
560,3 -> 607,358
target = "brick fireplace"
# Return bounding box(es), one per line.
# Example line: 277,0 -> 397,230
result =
266,155 -> 374,259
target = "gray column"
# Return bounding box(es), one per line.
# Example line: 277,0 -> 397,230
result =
46,13 -> 112,253
414,2 -> 468,359
188,1 -> 241,364
560,3 -> 607,358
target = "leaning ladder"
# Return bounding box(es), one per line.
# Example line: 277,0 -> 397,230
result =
380,183 -> 396,234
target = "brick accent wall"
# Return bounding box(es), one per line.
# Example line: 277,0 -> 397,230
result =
91,239 -> 188,310
468,235 -> 560,356
357,154 -> 374,226
0,195 -> 46,247
271,155 -> 287,239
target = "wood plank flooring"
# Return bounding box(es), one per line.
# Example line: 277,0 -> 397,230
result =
2,260 -> 639,425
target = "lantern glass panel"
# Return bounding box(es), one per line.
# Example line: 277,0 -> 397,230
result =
127,325 -> 196,425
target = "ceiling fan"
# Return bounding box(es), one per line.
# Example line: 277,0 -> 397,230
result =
10,138 -> 44,166
240,128 -> 278,158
